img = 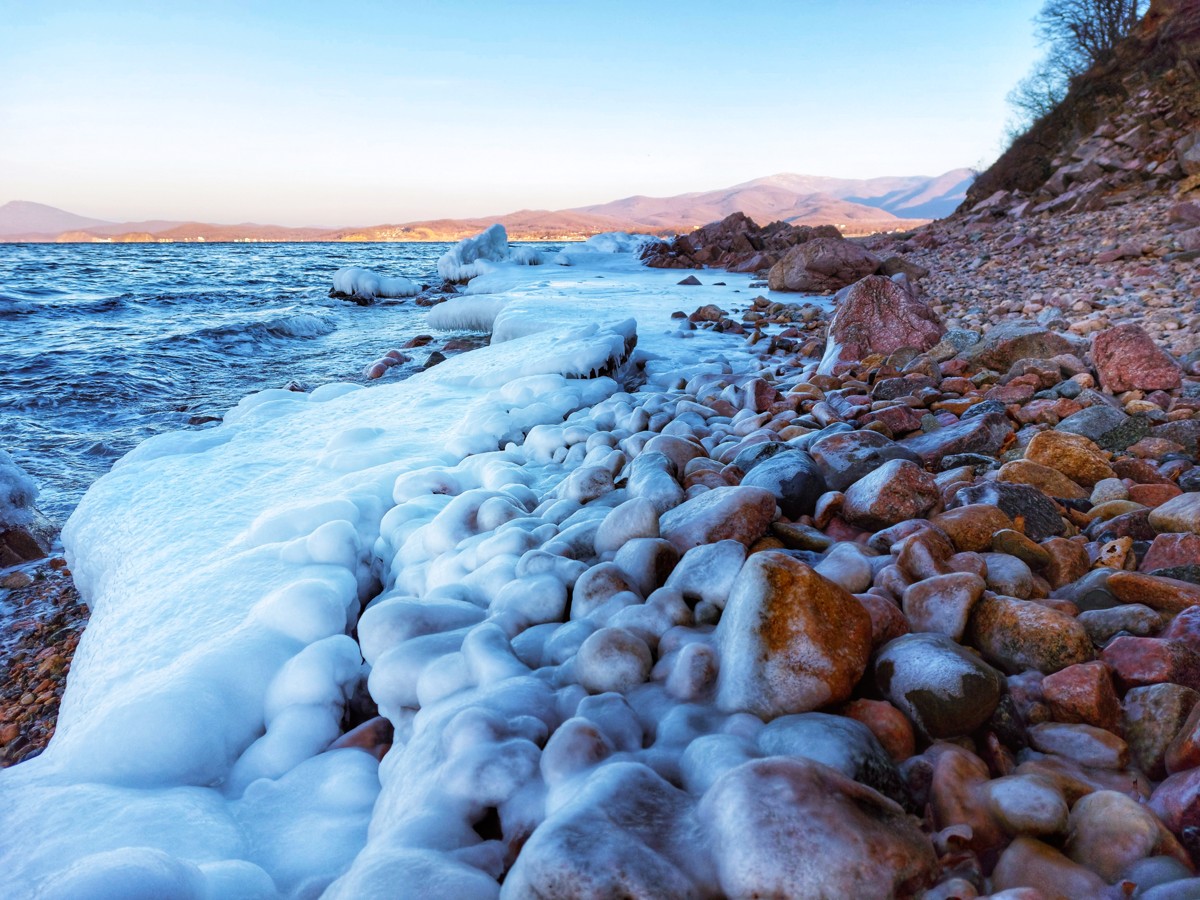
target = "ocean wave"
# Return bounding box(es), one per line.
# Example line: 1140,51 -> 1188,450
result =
172,312 -> 338,346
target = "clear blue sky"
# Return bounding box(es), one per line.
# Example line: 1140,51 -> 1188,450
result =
0,0 -> 1046,226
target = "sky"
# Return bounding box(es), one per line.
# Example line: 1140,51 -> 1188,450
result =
0,1 -> 1046,227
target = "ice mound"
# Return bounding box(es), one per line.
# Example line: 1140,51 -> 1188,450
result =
330,267 -> 419,300
554,231 -> 662,266
0,449 -> 38,527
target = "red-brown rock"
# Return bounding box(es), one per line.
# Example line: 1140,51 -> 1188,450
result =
817,276 -> 945,375
1041,661 -> 1122,734
1093,324 -> 1183,393
1102,636 -> 1200,692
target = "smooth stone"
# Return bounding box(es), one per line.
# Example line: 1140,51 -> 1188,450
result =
1027,722 -> 1129,770
983,775 -> 1069,839
594,497 -> 660,555
664,539 -> 746,611
659,485 -> 777,554
998,459 -> 1088,500
875,632 -> 1004,739
1150,493 -> 1200,536
1057,404 -> 1130,444
757,712 -> 909,808
992,529 -> 1051,569
1107,570 -> 1200,615
700,757 -> 937,899
949,482 -> 1064,541
1078,604 -> 1163,644
740,451 -> 827,519
716,551 -> 871,718
612,538 -> 679,598
626,451 -> 686,515
814,541 -> 874,594
902,572 -> 986,641
841,459 -> 939,531
503,762 -> 704,896
571,563 -> 641,620
991,837 -> 1110,898
967,595 -> 1094,674
932,504 -> 1015,553
899,412 -> 1013,467
1066,790 -> 1181,883
575,627 -> 653,693
981,552 -> 1035,599
770,521 -> 834,552
808,430 -> 920,493
1124,684 -> 1200,780
1024,430 -> 1115,489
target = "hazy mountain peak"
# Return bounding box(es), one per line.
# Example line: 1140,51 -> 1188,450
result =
0,201 -> 113,237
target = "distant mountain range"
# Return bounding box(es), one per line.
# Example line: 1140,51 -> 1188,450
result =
0,169 -> 972,243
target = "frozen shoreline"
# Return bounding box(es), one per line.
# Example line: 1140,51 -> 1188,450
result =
0,240 -> 807,896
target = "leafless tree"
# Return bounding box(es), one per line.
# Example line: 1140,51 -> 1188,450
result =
1006,0 -> 1149,133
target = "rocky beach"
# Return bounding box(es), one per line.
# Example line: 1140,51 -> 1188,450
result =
7,2 -> 1200,896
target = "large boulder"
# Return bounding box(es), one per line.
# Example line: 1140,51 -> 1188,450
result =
817,275 -> 945,375
716,551 -> 872,718
699,758 -> 937,898
768,237 -> 881,293
1092,324 -> 1183,393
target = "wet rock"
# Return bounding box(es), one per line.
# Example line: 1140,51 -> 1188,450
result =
1065,790 -> 1179,884
841,459 -> 939,531
950,482 -> 1065,542
1124,684 -> 1200,780
984,775 -> 1069,839
1041,538 -> 1091,589
817,275 -> 945,375
504,762 -> 705,897
1024,430 -> 1115,489
1027,722 -> 1129,770
899,413 -> 1013,467
1149,768 -> 1200,852
902,572 -> 986,641
961,323 -> 1077,372
1107,571 -> 1200,615
991,837 -> 1110,898
875,632 -> 1004,739
998,460 -> 1088,500
1149,493 -> 1200,536
1165,701 -> 1200,775
1103,636 -> 1200,693
932,504 -> 1015,553
664,540 -> 747,610
740,451 -> 827,519
767,237 -> 881,293
1078,604 -> 1164,644
700,757 -> 937,899
808,430 -> 921,493
659,485 -> 776,554
758,712 -> 909,806
1093,324 -> 1183,393
1041,661 -> 1122,733
967,595 -> 1094,674
840,698 -> 916,762
981,553 -> 1035,599
716,551 -> 871,717
594,498 -> 660,555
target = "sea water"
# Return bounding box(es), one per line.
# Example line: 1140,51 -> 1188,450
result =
0,242 -> 560,522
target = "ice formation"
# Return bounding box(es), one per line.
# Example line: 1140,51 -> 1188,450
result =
330,267 -> 419,300
436,224 -> 514,283
0,449 -> 39,527
0,232 -> 840,898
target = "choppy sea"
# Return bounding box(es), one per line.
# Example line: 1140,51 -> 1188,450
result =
0,241 -> 560,522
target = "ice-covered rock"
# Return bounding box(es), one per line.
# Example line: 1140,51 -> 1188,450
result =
699,758 -> 937,897
437,224 -> 519,283
716,551 -> 871,717
330,266 -> 419,300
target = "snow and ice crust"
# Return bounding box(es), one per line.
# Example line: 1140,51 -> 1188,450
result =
0,232 -> 804,898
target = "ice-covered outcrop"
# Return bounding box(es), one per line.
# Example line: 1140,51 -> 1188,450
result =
330,267 -> 420,301
437,224 -> 541,284
0,449 -> 38,528
0,449 -> 54,565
